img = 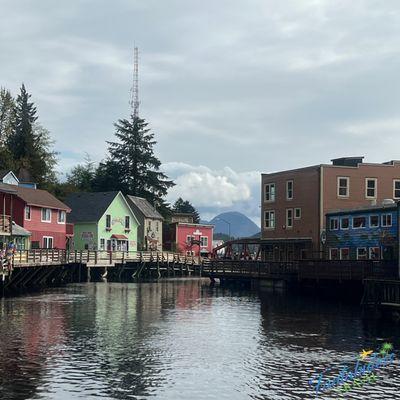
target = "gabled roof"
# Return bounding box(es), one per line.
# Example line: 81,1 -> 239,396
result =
0,170 -> 17,180
126,195 -> 164,220
12,221 -> 31,237
4,184 -> 70,210
64,191 -> 120,223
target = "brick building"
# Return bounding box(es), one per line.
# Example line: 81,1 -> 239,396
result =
261,157 -> 400,260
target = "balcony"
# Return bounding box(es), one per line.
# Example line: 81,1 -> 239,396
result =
0,215 -> 12,235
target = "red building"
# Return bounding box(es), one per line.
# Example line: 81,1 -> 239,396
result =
0,184 -> 71,249
164,213 -> 214,256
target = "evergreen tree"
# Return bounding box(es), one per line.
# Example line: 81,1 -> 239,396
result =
172,197 -> 200,223
7,84 -> 58,186
94,115 -> 174,210
66,154 -> 96,191
0,88 -> 16,145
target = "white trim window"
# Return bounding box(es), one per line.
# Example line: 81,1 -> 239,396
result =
357,247 -> 367,260
186,235 -> 194,245
43,236 -> 54,249
200,236 -> 208,247
100,238 -> 105,251
264,210 -> 275,229
286,208 -> 293,228
337,177 -> 349,197
329,217 -> 339,231
25,205 -> 31,220
340,248 -> 350,260
365,178 -> 377,199
393,179 -> 400,199
41,208 -> 51,223
286,180 -> 293,200
382,213 -> 392,227
340,217 -> 349,230
329,248 -> 339,260
294,208 -> 301,219
106,214 -> 111,230
264,183 -> 276,202
125,216 -> 130,230
369,215 -> 379,228
369,247 -> 380,260
353,216 -> 366,229
57,210 -> 66,224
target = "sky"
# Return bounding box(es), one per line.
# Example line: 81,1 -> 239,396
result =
1,0 -> 400,225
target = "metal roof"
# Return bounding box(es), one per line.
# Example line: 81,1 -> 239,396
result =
126,195 -> 164,220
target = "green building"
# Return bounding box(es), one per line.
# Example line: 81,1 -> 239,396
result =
64,191 -> 139,251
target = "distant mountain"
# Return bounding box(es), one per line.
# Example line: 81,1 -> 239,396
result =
206,211 -> 260,239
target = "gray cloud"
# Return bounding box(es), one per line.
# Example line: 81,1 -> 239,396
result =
1,0 -> 400,220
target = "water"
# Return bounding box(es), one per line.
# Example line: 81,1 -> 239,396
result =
0,279 -> 399,400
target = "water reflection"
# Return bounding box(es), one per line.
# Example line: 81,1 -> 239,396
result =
0,279 -> 399,399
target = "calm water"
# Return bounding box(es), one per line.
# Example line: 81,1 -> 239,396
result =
0,279 -> 399,400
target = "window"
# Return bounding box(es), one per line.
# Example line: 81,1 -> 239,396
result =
147,220 -> 151,230
186,235 -> 194,245
264,210 -> 275,229
353,216 -> 366,229
200,236 -> 208,247
357,247 -> 367,260
100,238 -> 105,251
41,208 -> 51,222
58,210 -> 66,224
294,208 -> 301,219
369,247 -> 380,260
393,180 -> 400,199
156,221 -> 159,232
340,217 -> 349,230
365,178 -> 377,198
337,177 -> 349,197
286,180 -> 293,200
43,237 -> 53,249
329,218 -> 339,230
329,248 -> 339,260
370,215 -> 379,228
125,216 -> 130,230
382,213 -> 392,227
25,206 -> 31,220
286,209 -> 293,228
265,183 -> 276,202
106,214 -> 111,229
340,248 -> 350,260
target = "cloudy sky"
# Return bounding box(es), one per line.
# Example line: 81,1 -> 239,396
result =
1,0 -> 400,224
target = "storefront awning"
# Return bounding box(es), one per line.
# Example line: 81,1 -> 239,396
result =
111,234 -> 128,240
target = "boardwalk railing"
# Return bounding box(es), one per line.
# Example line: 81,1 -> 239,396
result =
11,250 -> 202,267
362,279 -> 400,308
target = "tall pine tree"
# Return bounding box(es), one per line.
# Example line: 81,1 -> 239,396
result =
93,115 -> 174,214
0,88 -> 15,169
172,197 -> 200,223
7,84 -> 57,186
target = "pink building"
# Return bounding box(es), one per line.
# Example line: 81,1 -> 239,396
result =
164,213 -> 214,256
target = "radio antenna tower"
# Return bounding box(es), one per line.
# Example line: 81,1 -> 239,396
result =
130,46 -> 140,119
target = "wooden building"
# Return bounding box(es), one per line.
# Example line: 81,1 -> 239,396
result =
126,196 -> 163,251
261,157 -> 400,260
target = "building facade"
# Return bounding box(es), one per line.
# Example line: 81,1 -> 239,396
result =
65,191 -> 139,251
126,196 -> 163,251
326,203 -> 397,261
261,157 -> 400,260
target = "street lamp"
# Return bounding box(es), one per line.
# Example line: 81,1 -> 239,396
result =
215,217 -> 231,239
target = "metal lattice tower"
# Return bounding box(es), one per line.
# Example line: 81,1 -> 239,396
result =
129,47 -> 140,118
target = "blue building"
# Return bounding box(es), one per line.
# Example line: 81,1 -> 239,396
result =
325,203 -> 398,261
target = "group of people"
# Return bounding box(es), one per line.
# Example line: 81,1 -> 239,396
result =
0,242 -> 16,272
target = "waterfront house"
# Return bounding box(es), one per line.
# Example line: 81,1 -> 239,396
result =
164,213 -> 213,256
0,184 -> 71,249
326,201 -> 398,261
64,191 -> 139,251
126,195 -> 163,251
261,157 -> 400,261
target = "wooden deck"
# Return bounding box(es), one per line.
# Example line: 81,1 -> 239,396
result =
9,249 -> 202,268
